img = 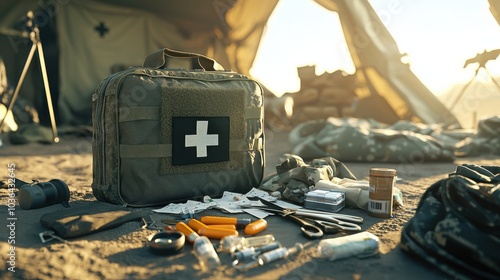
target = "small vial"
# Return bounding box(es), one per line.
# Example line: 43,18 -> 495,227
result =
220,234 -> 275,252
219,235 -> 243,252
242,234 -> 276,248
232,242 -> 281,262
193,236 -> 221,270
257,243 -> 303,265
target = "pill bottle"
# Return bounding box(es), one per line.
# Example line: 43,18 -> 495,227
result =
368,168 -> 396,218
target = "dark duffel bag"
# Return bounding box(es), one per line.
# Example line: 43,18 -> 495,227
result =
400,164 -> 500,280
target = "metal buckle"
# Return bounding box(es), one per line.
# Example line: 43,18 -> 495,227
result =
39,231 -> 67,244
141,215 -> 163,230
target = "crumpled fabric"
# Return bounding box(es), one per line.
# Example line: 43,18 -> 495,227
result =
289,117 -> 456,163
456,116 -> 500,157
260,154 -> 355,203
400,164 -> 500,280
259,154 -> 403,209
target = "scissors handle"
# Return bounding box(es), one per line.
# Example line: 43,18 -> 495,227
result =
287,215 -> 323,239
303,219 -> 341,234
300,225 -> 324,239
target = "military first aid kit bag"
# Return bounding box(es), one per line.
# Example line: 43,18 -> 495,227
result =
92,48 -> 265,207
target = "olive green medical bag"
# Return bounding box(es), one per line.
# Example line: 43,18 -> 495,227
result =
91,48 -> 265,207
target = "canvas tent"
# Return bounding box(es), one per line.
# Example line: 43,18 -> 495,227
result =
0,0 -> 458,127
0,0 -> 278,125
314,0 -> 459,125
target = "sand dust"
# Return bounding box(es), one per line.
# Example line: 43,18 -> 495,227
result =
1,132 -> 497,280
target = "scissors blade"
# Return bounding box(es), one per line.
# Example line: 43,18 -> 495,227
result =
295,208 -> 364,224
291,212 -> 362,232
258,198 -> 364,224
249,203 -> 323,238
258,198 -> 299,210
253,198 -> 362,231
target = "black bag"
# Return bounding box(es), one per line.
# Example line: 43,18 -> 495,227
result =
40,204 -> 149,239
400,164 -> 500,280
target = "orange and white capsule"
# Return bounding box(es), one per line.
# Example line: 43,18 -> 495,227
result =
244,219 -> 267,235
206,224 -> 237,230
188,219 -> 208,232
201,216 -> 251,227
198,227 -> 239,240
176,221 -> 200,243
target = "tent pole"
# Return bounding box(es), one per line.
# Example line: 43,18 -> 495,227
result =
449,66 -> 500,112
0,42 -> 37,133
36,40 -> 59,143
0,11 -> 59,143
484,67 -> 500,91
448,69 -> 478,112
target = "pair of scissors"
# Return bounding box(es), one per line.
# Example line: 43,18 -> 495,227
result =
286,210 -> 362,232
294,208 -> 364,224
254,199 -> 362,233
261,207 -> 324,239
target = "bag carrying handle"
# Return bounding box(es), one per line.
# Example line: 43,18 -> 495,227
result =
143,48 -> 224,71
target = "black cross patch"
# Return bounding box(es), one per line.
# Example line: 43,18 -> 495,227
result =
94,22 -> 109,38
171,117 -> 230,165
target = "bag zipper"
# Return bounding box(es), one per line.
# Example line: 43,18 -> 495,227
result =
95,71 -> 123,186
97,68 -> 265,207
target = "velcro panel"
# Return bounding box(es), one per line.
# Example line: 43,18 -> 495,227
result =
160,85 -> 246,174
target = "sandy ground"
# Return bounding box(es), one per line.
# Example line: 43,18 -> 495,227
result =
0,129 -> 498,280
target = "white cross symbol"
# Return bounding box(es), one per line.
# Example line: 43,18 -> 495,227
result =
185,120 -> 219,158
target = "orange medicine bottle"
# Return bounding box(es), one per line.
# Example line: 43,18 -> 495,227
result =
368,168 -> 396,218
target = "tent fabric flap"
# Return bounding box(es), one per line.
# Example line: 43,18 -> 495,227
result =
0,0 -> 278,125
56,0 -> 277,125
56,0 -> 214,124
314,0 -> 459,126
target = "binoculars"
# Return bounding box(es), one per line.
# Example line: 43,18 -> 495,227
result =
18,179 -> 70,210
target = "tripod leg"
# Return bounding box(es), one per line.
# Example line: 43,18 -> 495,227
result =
484,67 -> 500,91
0,43 -> 37,132
449,70 -> 478,111
36,41 -> 59,143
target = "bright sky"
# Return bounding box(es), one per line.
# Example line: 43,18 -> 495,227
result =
250,0 -> 500,97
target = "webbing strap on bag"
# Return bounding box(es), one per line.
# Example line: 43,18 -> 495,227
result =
119,138 -> 263,158
118,107 -> 263,123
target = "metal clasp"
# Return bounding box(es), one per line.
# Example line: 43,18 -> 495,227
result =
39,231 -> 67,244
